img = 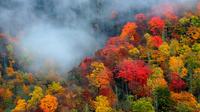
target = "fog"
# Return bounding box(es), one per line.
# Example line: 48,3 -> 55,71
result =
0,0 -> 198,73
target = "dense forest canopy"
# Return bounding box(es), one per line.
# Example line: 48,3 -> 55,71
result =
0,0 -> 200,112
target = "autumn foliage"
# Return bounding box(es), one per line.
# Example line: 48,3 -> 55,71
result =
0,2 -> 200,112
117,59 -> 151,85
39,95 -> 58,112
120,22 -> 138,41
148,17 -> 165,35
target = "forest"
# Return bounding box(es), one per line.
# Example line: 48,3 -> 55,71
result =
0,0 -> 200,112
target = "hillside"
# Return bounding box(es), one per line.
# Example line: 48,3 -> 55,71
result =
0,1 -> 200,112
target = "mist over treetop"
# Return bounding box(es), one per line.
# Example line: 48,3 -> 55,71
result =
0,1 -> 200,111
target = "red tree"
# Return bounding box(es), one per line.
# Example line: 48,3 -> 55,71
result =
148,16 -> 165,35
117,59 -> 151,85
150,36 -> 163,48
169,72 -> 186,92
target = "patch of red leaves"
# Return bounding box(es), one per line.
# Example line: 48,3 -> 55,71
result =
148,16 -> 165,35
169,72 -> 186,92
151,36 -> 163,48
117,59 -> 151,86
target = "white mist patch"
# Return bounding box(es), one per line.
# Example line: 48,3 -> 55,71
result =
19,23 -> 98,72
0,0 -> 198,73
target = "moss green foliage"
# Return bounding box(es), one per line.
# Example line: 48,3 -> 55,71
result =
131,98 -> 155,112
